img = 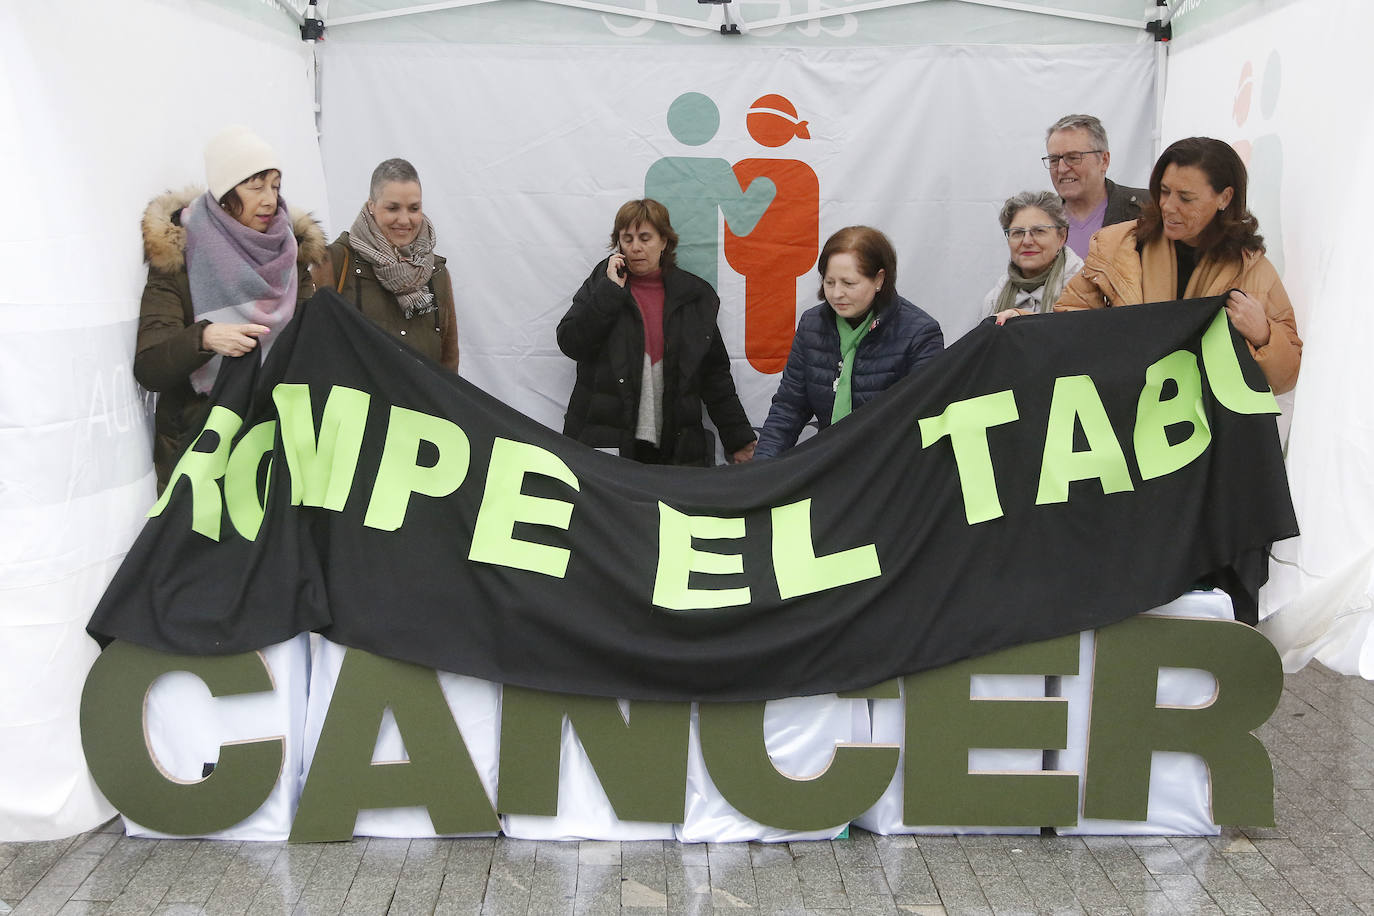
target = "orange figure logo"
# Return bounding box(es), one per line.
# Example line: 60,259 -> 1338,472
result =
725,95 -> 821,375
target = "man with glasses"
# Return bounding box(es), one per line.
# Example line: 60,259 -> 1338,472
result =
1044,114 -> 1147,258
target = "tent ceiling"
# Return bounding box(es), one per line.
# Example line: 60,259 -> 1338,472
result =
315,0 -> 1148,43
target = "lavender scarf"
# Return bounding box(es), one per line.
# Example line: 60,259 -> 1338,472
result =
183,191 -> 299,393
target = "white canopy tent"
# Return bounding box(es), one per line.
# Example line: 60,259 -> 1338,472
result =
1,0 -> 1365,842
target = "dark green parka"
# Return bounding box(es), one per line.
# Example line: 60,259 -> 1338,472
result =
134,187 -> 326,492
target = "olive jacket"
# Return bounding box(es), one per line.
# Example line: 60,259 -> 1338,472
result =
314,232 -> 459,372
134,187 -> 326,491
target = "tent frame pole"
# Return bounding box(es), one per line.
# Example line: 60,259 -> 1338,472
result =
328,0 -> 1141,32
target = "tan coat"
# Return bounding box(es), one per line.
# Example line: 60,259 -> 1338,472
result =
314,233 -> 459,372
135,188 -> 326,491
1054,221 -> 1301,394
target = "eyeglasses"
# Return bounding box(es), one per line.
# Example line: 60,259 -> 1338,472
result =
1005,225 -> 1059,242
1041,150 -> 1104,169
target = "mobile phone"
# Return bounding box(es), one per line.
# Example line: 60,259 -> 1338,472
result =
614,246 -> 627,279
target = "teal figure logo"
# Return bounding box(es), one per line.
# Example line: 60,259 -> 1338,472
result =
644,92 -> 777,288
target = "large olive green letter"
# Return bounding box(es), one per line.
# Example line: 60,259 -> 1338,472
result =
497,687 -> 690,824
904,636 -> 1079,827
291,649 -> 498,842
698,698 -> 898,831
80,642 -> 282,836
1084,615 -> 1282,825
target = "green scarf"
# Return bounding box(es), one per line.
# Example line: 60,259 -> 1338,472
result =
992,246 -> 1067,315
831,311 -> 877,424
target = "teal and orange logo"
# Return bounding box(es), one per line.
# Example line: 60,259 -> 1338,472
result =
646,91 -> 820,374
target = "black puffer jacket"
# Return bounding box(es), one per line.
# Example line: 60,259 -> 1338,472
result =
755,295 -> 943,458
557,260 -> 755,466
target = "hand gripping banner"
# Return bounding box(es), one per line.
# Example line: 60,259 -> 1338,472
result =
89,292 -> 1297,701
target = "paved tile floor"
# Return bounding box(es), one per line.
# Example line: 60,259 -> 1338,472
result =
3,661 -> 1374,915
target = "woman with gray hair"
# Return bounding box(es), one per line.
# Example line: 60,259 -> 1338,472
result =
986,190 -> 1083,323
314,158 -> 459,370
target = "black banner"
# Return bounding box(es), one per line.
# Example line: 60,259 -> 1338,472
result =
90,292 -> 1297,701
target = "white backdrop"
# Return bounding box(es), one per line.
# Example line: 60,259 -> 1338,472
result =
317,40 -> 1157,430
0,0 -> 327,840
1159,0 -> 1374,674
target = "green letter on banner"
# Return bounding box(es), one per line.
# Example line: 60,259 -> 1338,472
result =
652,503 -> 750,610
1200,309 -> 1280,415
1134,351 -> 1211,481
468,438 -> 579,577
224,420 -> 276,540
772,499 -> 881,600
497,686 -> 690,824
1036,376 -> 1133,505
148,405 -> 243,540
919,390 -> 1019,524
1084,615 -> 1282,825
291,649 -> 499,843
904,635 -> 1079,827
698,697 -> 898,831
364,406 -> 471,531
274,383 -> 369,510
79,642 -> 282,836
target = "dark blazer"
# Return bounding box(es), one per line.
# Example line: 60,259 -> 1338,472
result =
1102,178 -> 1149,228
754,295 -> 944,459
557,260 -> 754,466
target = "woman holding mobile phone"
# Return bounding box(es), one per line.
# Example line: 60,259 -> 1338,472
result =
557,198 -> 756,465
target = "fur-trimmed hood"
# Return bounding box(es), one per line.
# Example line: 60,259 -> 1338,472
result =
142,186 -> 326,273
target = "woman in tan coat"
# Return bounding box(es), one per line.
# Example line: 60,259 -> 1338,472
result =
313,158 -> 459,371
1050,136 -> 1300,394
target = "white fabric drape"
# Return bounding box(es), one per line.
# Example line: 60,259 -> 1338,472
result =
1161,0 -> 1374,674
0,0 -> 328,840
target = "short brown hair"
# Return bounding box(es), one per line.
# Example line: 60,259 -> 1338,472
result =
609,199 -> 678,270
218,168 -> 280,220
816,226 -> 897,312
1136,137 -> 1264,260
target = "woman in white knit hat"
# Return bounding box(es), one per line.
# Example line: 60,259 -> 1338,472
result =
134,125 -> 325,493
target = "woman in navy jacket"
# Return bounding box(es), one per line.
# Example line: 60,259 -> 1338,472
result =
755,226 -> 944,458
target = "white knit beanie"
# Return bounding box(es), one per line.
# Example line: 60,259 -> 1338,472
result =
204,126 -> 280,201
